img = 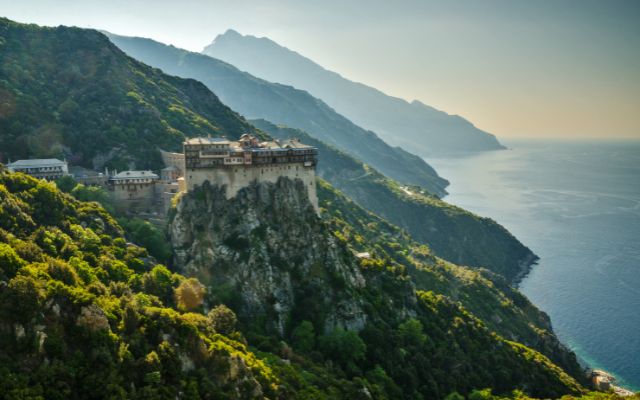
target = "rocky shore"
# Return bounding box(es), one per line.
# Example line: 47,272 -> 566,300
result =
589,369 -> 636,397
513,252 -> 540,287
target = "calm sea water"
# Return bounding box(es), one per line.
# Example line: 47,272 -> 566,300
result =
426,140 -> 640,390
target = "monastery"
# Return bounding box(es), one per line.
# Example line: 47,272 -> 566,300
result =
4,134 -> 319,215
184,134 -> 319,211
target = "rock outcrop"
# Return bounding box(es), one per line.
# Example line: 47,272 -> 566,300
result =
170,178 -> 383,335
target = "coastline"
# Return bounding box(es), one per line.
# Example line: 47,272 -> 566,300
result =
428,142 -> 640,390
513,251 -> 540,288
590,370 -> 637,397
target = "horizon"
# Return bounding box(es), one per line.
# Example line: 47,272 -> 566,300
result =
0,0 -> 638,140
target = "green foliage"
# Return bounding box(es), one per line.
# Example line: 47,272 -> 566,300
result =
207,304 -> 238,336
317,178 -> 585,383
53,178 -> 171,266
119,218 -> 172,265
445,389 -> 640,400
0,18 -> 260,170
0,242 -> 26,279
54,175 -> 77,193
0,169 -> 278,399
291,320 -> 316,354
71,184 -> 115,214
397,318 -> 427,347
2,274 -> 44,323
319,329 -> 366,371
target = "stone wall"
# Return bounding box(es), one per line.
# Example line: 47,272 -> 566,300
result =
110,182 -> 156,213
185,162 -> 318,212
160,149 -> 185,174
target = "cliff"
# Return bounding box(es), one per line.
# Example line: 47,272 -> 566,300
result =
169,176 -> 586,398
170,178 -> 382,336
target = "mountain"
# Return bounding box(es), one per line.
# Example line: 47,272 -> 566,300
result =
0,18 -> 260,171
0,17 -> 627,399
106,33 -> 449,197
252,119 -> 537,284
101,32 -> 533,281
315,180 -> 583,381
0,167 -> 588,398
0,18 -> 529,281
169,175 -> 585,399
202,29 -> 506,157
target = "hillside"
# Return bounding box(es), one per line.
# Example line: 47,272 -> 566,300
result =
169,175 -> 585,399
0,169 -> 279,398
252,119 -> 536,283
202,29 -> 505,157
105,32 -> 449,197
316,180 -> 582,379
0,18 -> 259,171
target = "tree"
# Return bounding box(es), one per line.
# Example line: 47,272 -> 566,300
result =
398,318 -> 427,347
142,265 -> 176,305
319,328 -> 366,368
0,243 -> 26,279
469,389 -> 494,400
54,175 -> 77,193
207,305 -> 238,335
119,218 -> 172,264
291,320 -> 316,353
3,275 -> 43,323
444,392 -> 465,400
71,184 -> 115,214
174,278 -> 205,311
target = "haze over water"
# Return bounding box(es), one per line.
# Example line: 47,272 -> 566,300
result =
427,140 -> 640,390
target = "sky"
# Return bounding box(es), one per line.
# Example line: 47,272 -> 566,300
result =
1,0 -> 639,139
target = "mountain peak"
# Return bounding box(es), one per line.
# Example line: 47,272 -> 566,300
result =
202,31 -> 505,155
206,28 -> 292,55
220,28 -> 242,38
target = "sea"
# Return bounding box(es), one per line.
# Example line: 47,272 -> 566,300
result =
426,139 -> 640,391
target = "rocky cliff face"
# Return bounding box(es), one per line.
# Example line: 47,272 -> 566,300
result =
170,178 -> 411,336
169,177 -> 586,398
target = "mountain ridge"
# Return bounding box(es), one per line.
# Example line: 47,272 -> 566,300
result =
202,29 -> 506,156
106,32 -> 450,197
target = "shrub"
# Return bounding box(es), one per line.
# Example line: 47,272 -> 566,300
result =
207,304 -> 238,335
175,278 -> 205,312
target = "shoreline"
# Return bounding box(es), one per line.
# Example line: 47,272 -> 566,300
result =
513,251 -> 540,288
589,369 -> 637,397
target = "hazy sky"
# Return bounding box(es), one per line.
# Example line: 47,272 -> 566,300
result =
2,0 -> 639,139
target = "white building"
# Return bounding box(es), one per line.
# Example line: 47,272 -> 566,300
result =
6,158 -> 69,180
